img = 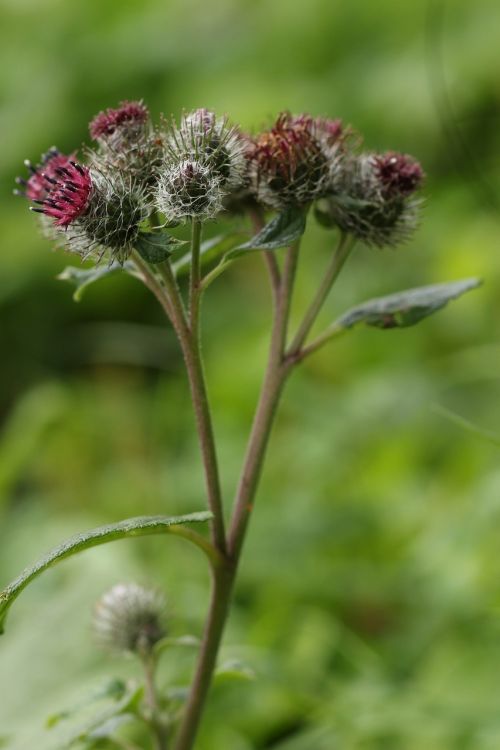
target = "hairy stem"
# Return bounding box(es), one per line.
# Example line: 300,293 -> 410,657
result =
173,564 -> 235,750
228,241 -> 298,557
157,260 -> 227,555
189,220 -> 202,332
288,232 -> 354,355
174,242 -> 300,750
142,653 -> 168,750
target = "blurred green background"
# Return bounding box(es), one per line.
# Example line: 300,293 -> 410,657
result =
1,0 -> 500,748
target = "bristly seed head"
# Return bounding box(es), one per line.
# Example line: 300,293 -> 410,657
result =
93,583 -> 167,657
164,108 -> 248,193
156,159 -> 224,222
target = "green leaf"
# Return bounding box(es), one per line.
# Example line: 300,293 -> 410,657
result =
57,264 -> 128,302
51,683 -> 144,749
135,231 -> 186,264
46,679 -> 128,729
154,634 -> 201,657
337,278 -> 481,330
173,231 -> 245,276
432,403 -> 500,448
214,659 -> 256,683
0,511 -> 212,634
228,207 -> 307,257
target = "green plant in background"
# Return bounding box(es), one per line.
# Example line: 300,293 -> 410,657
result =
2,101 -> 479,749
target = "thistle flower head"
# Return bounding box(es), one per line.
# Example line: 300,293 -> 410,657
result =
93,583 -> 167,656
87,101 -> 163,193
316,151 -> 424,248
30,160 -> 92,228
90,100 -> 150,143
250,112 -> 345,210
372,151 -> 424,198
165,108 -> 248,192
28,160 -> 147,262
156,158 -> 224,222
15,148 -> 76,203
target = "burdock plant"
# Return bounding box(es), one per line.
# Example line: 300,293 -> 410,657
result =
3,102 -> 480,749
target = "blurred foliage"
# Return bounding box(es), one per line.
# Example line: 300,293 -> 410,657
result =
1,0 -> 500,748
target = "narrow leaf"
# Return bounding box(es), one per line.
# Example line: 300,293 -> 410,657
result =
57,264 -> 128,302
337,278 -> 481,330
228,207 -> 307,257
135,231 -> 186,264
0,511 -> 212,634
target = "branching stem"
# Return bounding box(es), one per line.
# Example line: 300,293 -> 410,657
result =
288,232 -> 354,356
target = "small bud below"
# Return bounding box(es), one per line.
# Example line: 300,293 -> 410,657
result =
93,583 -> 167,657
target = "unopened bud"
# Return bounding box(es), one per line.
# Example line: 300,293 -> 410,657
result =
93,583 -> 167,656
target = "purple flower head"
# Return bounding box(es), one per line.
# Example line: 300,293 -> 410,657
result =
250,112 -> 345,209
373,152 -> 424,198
15,148 -> 76,203
30,161 -> 92,228
89,100 -> 149,141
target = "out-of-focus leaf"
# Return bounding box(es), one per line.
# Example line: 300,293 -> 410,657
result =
154,634 -> 201,657
50,683 -> 143,749
432,403 -> 500,447
214,659 -> 256,683
0,511 -> 212,634
173,232 -> 245,276
46,679 -> 127,729
135,231 -> 186,263
57,264 -> 129,302
227,207 -> 307,257
337,278 -> 481,330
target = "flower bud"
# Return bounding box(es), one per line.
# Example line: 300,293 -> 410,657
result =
156,159 -> 224,222
93,583 -> 167,656
90,100 -> 150,146
249,112 -> 345,210
316,151 -> 424,247
165,109 -> 248,192
88,101 -> 163,194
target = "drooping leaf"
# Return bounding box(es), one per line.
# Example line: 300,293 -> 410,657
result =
57,264 -> 129,302
227,207 -> 307,258
173,231 -> 246,276
337,278 -> 481,330
0,511 -> 212,634
135,231 -> 186,264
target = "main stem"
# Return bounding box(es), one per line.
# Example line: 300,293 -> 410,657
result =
173,243 -> 299,750
157,260 -> 227,555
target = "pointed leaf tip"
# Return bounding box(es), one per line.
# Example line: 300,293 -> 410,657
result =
337,278 -> 481,331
